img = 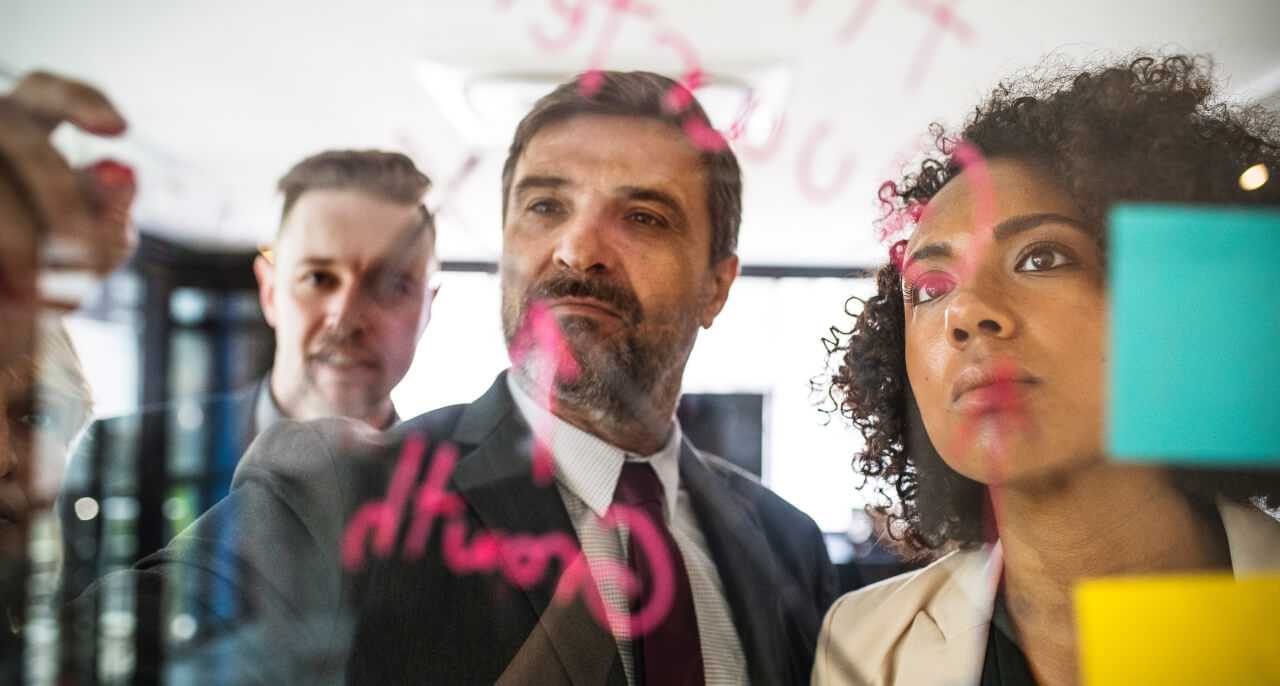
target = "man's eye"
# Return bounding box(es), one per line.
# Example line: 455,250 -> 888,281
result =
380,276 -> 415,299
627,211 -> 666,227
20,413 -> 53,430
909,273 -> 955,305
1015,245 -> 1075,272
529,200 -> 562,215
303,271 -> 337,287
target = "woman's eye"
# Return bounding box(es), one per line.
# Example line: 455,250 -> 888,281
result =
910,274 -> 955,304
1016,246 -> 1075,272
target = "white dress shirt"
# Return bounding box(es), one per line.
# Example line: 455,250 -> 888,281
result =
506,374 -> 748,685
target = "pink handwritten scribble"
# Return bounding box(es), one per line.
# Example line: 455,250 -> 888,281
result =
903,0 -> 976,91
342,433 -> 678,636
720,94 -> 788,162
341,432 -> 430,569
426,152 -> 483,219
944,141 -> 1024,555
655,28 -> 754,158
795,120 -> 858,203
722,96 -> 759,143
527,0 -> 657,77
529,0 -> 592,52
945,359 -> 1032,462
878,185 -> 926,244
652,28 -> 704,113
906,140 -> 1023,569
888,239 -> 909,271
837,0 -> 881,43
404,441 -> 465,559
682,116 -> 729,152
579,0 -> 649,97
945,355 -> 1031,563
950,140 -> 994,284
508,300 -> 580,485
520,0 -> 713,156
644,26 -> 739,156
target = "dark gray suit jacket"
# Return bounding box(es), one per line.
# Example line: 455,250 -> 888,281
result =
58,382 -> 260,600
116,372 -> 837,684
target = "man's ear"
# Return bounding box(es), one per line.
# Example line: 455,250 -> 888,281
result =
699,254 -> 739,329
253,254 -> 278,328
418,283 -> 440,338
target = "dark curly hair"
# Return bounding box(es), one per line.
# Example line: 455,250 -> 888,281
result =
827,54 -> 1280,554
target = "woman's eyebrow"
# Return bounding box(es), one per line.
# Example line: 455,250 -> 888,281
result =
904,213 -> 1090,271
993,212 -> 1090,240
906,242 -> 952,271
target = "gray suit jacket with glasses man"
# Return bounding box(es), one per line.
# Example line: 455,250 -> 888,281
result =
107,372 -> 837,684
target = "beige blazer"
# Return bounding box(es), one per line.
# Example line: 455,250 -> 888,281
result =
812,501 -> 1280,686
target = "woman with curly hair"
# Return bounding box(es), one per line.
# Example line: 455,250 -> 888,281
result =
813,54 -> 1280,686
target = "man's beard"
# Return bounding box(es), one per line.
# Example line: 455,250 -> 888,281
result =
502,272 -> 699,423
299,333 -> 385,418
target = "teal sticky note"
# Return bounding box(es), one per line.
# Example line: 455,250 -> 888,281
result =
1108,204 -> 1280,466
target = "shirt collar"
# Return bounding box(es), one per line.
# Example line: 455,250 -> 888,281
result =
254,376 -> 287,434
506,371 -> 683,521
255,371 -> 400,433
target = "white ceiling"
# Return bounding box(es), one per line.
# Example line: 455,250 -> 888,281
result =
4,0 -> 1279,267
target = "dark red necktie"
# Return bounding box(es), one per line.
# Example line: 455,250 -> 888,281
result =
612,461 -> 705,686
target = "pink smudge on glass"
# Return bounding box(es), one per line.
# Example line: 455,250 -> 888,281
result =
949,140 -> 994,284
578,0 -> 657,97
682,116 -> 729,152
795,120 -> 857,203
731,105 -> 788,162
529,0 -> 592,52
652,27 -> 704,113
902,0 -> 976,91
837,0 -> 880,43
508,300 -> 580,486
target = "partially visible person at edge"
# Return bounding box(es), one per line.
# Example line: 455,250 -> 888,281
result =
89,70 -> 837,685
0,71 -> 136,680
813,53 -> 1280,686
58,149 -> 442,599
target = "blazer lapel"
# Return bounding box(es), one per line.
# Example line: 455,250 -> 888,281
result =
679,441 -> 789,683
449,373 -> 625,686
1219,499 -> 1280,575
895,545 -> 1001,686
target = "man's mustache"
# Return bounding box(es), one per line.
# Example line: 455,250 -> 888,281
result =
527,274 -> 642,324
308,334 -> 379,367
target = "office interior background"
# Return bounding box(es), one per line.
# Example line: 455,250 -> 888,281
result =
3,7 -> 1278,674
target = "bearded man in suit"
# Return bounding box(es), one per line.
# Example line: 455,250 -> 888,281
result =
118,70 -> 837,685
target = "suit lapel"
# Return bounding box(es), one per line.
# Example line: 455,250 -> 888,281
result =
235,380 -> 261,453
679,441 -> 788,683
449,373 -> 625,686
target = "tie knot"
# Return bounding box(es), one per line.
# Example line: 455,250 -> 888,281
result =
613,462 -> 665,514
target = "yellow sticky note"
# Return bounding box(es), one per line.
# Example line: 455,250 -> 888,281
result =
1075,573 -> 1280,685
